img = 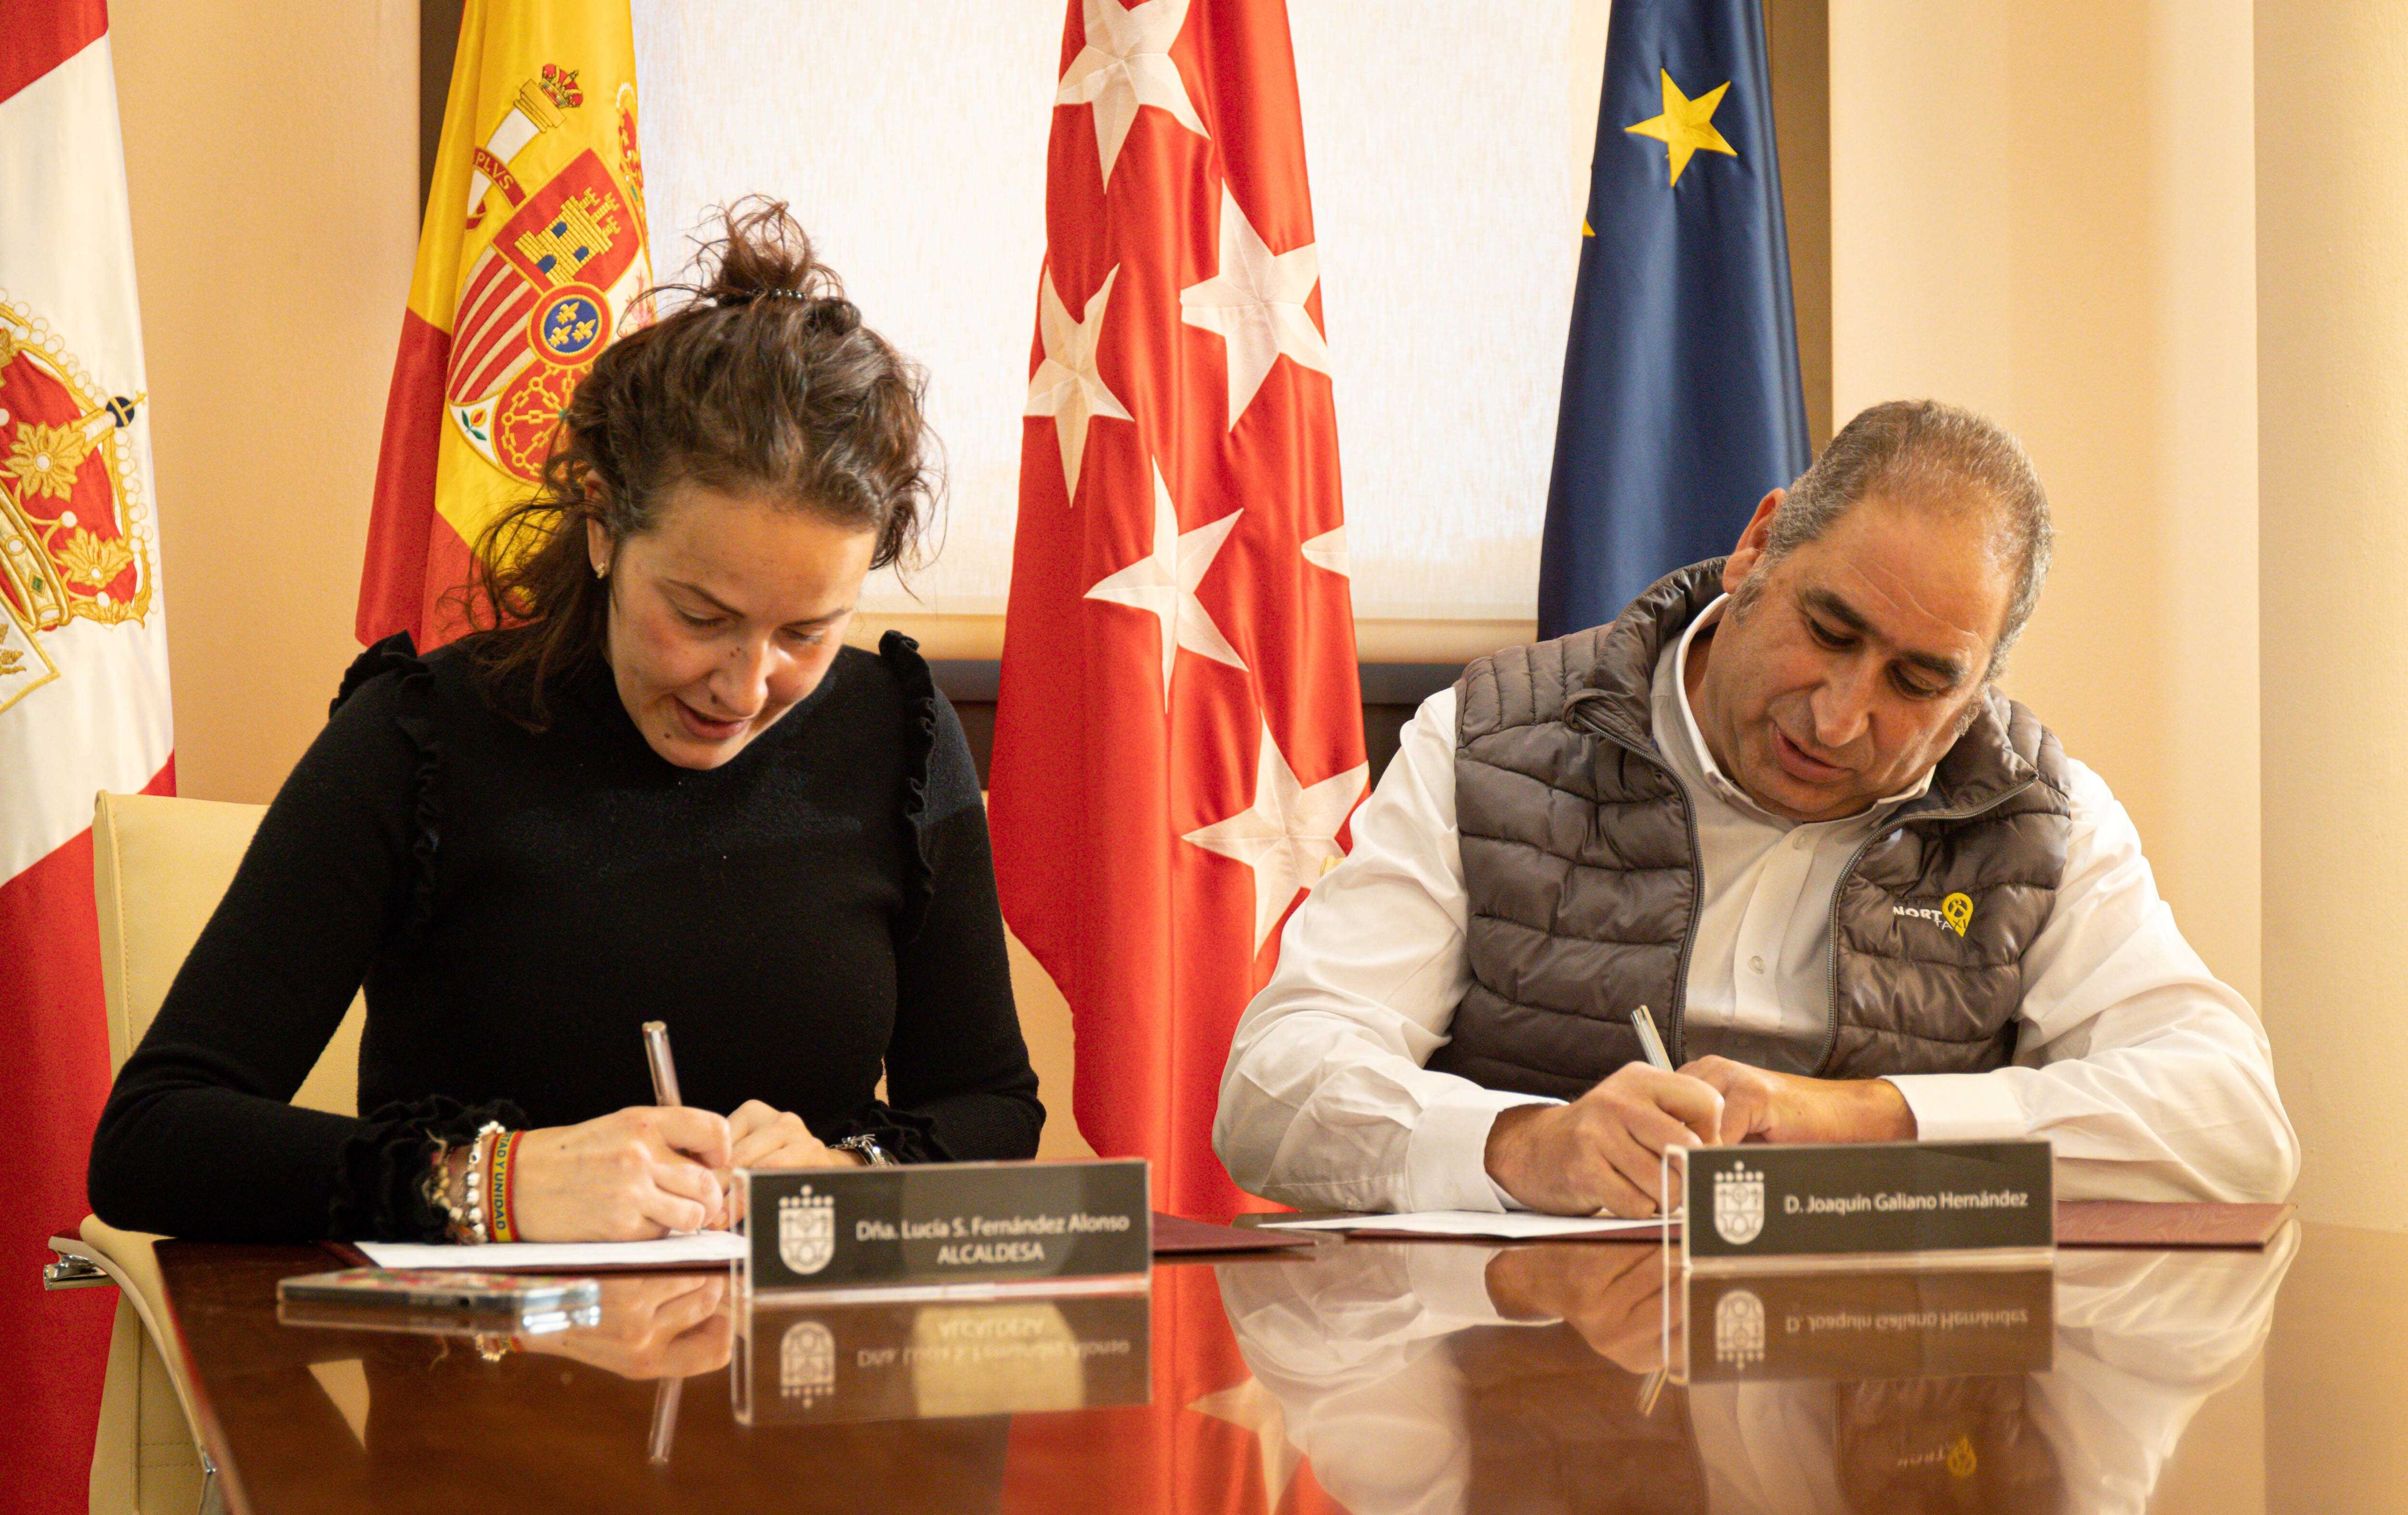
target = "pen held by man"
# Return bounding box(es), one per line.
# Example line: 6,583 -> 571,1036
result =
1481,1004 -> 1918,1219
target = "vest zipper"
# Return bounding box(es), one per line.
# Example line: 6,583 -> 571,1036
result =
1667,775 -> 1705,1066
1581,720 -> 1707,1066
1812,779 -> 2038,1077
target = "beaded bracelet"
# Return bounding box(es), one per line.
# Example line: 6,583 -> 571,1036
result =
490,1130 -> 522,1243
460,1120 -> 504,1243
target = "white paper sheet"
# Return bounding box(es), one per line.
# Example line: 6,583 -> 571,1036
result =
1258,1212 -> 1668,1241
354,1233 -> 747,1271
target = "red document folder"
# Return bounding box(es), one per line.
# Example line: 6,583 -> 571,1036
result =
2054,1201 -> 2294,1249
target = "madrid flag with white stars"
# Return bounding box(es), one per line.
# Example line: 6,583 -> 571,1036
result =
990,0 -> 1366,1219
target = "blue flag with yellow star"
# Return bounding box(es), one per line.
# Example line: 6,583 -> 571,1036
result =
1537,0 -> 1810,637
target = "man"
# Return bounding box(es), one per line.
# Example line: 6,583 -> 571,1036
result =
1215,400 -> 2296,1215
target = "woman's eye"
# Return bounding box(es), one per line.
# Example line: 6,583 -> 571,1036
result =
676,608 -> 723,630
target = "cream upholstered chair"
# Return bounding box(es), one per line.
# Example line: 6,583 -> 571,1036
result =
48,792 -> 364,1515
50,790 -> 1089,1511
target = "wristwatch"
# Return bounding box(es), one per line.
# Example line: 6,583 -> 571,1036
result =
834,1134 -> 896,1167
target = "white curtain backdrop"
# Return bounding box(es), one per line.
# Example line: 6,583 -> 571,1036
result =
628,1 -> 1604,623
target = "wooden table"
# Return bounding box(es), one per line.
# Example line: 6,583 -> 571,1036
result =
150,1221 -> 2408,1513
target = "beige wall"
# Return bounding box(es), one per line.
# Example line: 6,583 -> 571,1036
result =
123,7 -> 2387,1229
2256,3 -> 2408,1232
112,0 -> 419,806
1829,0 -> 2263,1007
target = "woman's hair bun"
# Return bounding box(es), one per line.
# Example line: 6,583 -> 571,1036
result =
695,197 -> 841,310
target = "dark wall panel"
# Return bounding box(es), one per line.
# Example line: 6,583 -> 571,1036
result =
932,661 -> 1460,791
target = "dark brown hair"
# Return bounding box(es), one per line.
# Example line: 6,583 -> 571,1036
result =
458,198 -> 934,728
1756,399 -> 2051,679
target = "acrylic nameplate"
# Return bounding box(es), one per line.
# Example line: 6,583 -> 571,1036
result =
731,1291 -> 1152,1425
1667,1140 -> 2054,1269
737,1159 -> 1152,1300
1679,1265 -> 2055,1384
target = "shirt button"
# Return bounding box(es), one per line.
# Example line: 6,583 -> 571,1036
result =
1749,955 -> 1766,975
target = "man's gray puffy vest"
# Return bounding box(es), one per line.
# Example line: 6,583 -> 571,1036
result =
1427,560 -> 2074,1099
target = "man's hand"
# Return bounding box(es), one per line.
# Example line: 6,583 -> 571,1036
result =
1678,1056 -> 1917,1144
1483,1064 -> 1725,1216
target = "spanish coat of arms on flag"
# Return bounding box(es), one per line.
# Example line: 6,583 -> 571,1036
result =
358,0 -> 652,649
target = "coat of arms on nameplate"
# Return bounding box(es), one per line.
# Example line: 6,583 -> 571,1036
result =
1713,1161 -> 1766,1246
778,1186 -> 837,1276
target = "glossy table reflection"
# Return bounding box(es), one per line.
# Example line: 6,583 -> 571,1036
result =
153,1221 -> 2408,1514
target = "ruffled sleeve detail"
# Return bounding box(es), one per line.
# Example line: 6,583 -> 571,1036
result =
324,1095 -> 529,1241
332,632 -> 443,943
881,630 -> 981,943
331,631 -> 427,716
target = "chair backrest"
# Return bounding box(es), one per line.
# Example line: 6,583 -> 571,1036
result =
91,792 -> 363,1116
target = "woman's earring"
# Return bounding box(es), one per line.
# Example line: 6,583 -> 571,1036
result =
593,561 -> 607,580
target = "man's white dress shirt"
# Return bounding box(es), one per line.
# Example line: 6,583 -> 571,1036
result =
1214,598 -> 2298,1211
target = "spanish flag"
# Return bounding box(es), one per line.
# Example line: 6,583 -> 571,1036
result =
357,0 -> 651,648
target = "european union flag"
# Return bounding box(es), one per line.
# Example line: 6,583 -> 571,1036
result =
1537,0 -> 1811,638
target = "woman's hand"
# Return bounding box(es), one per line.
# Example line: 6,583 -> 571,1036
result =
507,1106 -> 733,1242
726,1100 -> 860,1171
720,1101 -> 864,1221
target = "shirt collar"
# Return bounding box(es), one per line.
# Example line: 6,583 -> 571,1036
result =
1665,594 -> 1936,826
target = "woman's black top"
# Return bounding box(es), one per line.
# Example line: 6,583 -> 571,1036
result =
88,630 -> 1042,1241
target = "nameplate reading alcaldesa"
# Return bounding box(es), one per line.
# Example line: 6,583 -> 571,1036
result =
738,1159 -> 1150,1299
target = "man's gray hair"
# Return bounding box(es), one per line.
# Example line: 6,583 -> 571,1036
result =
1760,399 -> 2052,679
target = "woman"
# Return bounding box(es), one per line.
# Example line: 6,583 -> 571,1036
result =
88,201 -> 1042,1243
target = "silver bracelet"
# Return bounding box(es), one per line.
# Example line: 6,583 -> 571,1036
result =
833,1134 -> 896,1167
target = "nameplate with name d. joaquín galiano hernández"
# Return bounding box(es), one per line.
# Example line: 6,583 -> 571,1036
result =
1666,1140 -> 2054,1269
738,1159 -> 1151,1301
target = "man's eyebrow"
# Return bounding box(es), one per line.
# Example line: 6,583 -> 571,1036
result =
1798,587 -> 1966,684
1800,587 -> 1872,635
663,579 -> 853,627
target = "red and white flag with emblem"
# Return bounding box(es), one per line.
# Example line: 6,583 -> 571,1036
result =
990,0 -> 1367,1220
0,0 -> 176,1502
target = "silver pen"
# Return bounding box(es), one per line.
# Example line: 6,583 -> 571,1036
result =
1631,1002 -> 1679,1416
642,1020 -> 683,1107
1630,1004 -> 1675,1072
642,1019 -> 718,1236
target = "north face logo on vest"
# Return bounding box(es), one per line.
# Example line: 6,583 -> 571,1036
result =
1895,892 -> 1976,937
